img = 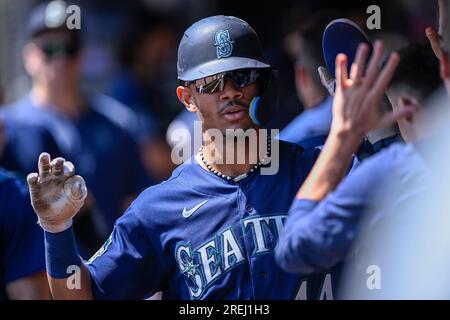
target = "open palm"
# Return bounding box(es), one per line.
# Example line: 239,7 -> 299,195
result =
331,40 -> 414,138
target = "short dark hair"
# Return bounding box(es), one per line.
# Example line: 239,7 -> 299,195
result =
388,43 -> 441,101
296,13 -> 336,94
118,10 -> 174,69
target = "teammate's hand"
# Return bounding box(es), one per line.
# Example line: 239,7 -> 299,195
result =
318,66 -> 336,96
27,153 -> 87,233
330,41 -> 414,138
426,0 -> 447,61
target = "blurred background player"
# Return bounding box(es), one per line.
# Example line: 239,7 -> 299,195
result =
386,43 -> 444,143
108,7 -> 177,181
0,127 -> 50,299
1,1 -> 151,256
0,168 -> 51,300
279,14 -> 334,148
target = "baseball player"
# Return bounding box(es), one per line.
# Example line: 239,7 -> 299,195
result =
27,16 -> 402,300
275,41 -> 444,279
0,167 -> 50,299
279,14 -> 334,148
1,1 -> 150,238
319,18 -> 403,157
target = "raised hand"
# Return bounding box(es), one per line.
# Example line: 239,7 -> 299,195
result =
330,40 -> 414,138
27,153 -> 87,233
426,0 -> 448,60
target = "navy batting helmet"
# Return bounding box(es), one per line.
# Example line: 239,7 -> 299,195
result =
322,18 -> 373,78
177,15 -> 271,82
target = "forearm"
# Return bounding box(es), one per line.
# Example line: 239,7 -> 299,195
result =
44,226 -> 94,300
297,127 -> 362,200
48,263 -> 93,300
277,196 -> 365,274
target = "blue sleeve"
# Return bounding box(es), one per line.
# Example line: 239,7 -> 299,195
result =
86,205 -> 163,299
275,153 -> 387,274
0,177 -> 45,284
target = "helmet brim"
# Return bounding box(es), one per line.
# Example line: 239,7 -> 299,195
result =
178,57 -> 271,82
322,18 -> 373,79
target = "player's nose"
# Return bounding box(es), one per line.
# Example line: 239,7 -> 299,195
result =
219,79 -> 243,101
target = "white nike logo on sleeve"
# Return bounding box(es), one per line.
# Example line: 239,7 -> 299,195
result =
182,200 -> 208,219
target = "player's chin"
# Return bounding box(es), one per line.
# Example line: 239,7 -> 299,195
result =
223,119 -> 256,133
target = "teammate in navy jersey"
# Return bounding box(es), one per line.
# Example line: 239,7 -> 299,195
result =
0,168 -> 50,299
25,15 -> 406,300
2,2 -> 150,237
0,115 -> 62,176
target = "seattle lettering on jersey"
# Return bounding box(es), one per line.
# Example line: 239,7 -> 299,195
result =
175,214 -> 286,299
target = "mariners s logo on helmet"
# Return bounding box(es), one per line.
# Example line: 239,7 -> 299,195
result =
214,30 -> 234,59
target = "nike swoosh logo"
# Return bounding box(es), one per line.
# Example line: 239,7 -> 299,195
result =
182,200 -> 208,219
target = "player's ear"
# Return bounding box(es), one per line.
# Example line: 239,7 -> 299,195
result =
23,42 -> 42,76
176,86 -> 198,113
398,95 -> 420,122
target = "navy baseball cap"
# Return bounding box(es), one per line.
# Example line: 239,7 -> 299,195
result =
26,1 -> 79,39
322,18 -> 373,78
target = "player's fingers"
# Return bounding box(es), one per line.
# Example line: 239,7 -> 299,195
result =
64,175 -> 87,202
27,172 -> 39,188
51,157 -> 65,176
365,40 -> 384,86
38,153 -> 51,179
335,54 -> 348,91
371,52 -> 400,97
426,27 -> 444,60
349,43 -> 370,82
318,66 -> 335,96
63,161 -> 75,178
379,106 -> 416,129
27,172 -> 40,198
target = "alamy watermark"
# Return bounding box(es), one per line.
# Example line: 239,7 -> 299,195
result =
169,121 -> 280,176
366,5 -> 381,30
44,0 -> 81,31
366,264 -> 382,290
66,265 -> 81,290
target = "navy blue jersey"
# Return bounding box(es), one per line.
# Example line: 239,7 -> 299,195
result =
279,96 -> 333,146
0,168 -> 45,299
86,140 -> 321,300
0,113 -> 62,175
2,95 -> 150,229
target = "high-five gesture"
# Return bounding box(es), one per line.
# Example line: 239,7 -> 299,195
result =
331,41 -> 413,138
27,153 -> 87,233
298,40 -> 414,201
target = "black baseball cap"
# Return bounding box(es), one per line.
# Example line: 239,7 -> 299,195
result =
26,1 -> 80,40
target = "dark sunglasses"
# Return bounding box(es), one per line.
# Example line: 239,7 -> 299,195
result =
182,69 -> 263,94
38,40 -> 80,59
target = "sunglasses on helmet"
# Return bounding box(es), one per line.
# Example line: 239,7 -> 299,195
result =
182,69 -> 263,94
